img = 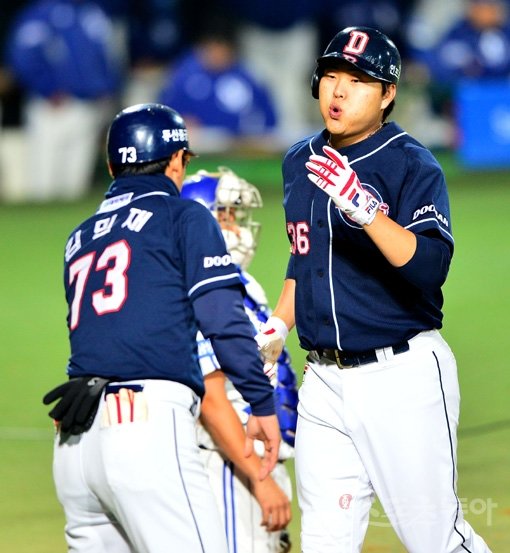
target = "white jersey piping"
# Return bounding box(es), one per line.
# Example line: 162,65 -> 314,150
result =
188,272 -> 241,297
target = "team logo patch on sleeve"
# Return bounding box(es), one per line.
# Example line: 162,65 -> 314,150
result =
203,254 -> 232,268
412,204 -> 449,227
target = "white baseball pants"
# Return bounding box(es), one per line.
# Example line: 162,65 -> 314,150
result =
52,379 -> 229,553
295,330 -> 492,553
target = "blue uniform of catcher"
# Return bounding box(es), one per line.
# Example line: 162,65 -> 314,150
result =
181,168 -> 297,553
43,103 -> 280,553
256,27 -> 493,553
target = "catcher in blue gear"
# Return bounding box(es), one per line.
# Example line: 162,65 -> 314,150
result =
181,168 -> 298,553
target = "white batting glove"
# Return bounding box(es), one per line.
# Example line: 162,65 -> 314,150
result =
255,316 -> 288,380
306,145 -> 380,226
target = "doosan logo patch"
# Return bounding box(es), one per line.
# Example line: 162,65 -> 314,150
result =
203,254 -> 232,268
412,204 -> 449,227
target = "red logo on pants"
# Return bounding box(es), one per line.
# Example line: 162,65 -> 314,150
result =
339,494 -> 353,510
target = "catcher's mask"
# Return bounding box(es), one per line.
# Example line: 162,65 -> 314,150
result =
181,167 -> 263,270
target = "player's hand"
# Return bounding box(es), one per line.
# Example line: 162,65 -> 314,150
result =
255,316 -> 289,379
245,414 -> 281,480
306,145 -> 380,226
251,474 -> 291,531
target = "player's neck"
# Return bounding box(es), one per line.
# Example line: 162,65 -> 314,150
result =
328,123 -> 384,149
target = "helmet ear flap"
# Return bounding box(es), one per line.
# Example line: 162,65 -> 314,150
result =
310,67 -> 320,99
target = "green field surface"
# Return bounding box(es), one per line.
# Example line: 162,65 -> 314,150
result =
1,152 -> 509,552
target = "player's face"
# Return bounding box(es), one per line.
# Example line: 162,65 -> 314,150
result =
319,64 -> 396,148
216,206 -> 256,269
216,207 -> 239,232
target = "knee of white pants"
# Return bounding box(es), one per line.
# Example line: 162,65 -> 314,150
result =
296,414 -> 374,553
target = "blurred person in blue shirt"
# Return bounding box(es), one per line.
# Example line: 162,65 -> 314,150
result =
410,0 -> 510,123
157,15 -> 277,153
121,0 -> 186,106
5,0 -> 123,202
208,0 -> 321,145
427,0 -> 510,81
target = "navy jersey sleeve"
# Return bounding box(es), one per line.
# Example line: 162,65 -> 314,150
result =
391,145 -> 454,290
180,201 -> 242,299
397,146 -> 454,249
397,234 -> 451,290
192,287 -> 275,416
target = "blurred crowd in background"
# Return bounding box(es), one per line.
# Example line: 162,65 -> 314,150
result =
1,0 -> 510,202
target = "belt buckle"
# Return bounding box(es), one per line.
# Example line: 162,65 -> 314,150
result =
334,350 -> 354,369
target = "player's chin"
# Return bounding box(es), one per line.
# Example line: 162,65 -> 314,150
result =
324,117 -> 348,137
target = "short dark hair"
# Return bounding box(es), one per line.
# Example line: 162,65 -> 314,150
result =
110,158 -> 170,178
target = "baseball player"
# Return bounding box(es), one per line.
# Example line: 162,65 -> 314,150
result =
256,27 -> 493,553
181,168 -> 298,553
42,103 -> 281,553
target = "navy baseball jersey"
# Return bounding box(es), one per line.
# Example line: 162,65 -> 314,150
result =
63,174 -> 267,402
283,122 -> 454,352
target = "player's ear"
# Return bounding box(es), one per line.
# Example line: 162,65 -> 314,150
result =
166,151 -> 185,189
381,83 -> 397,110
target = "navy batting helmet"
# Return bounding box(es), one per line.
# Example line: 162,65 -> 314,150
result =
107,103 -> 195,166
311,27 -> 401,99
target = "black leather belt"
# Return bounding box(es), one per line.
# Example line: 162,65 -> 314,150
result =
318,341 -> 410,368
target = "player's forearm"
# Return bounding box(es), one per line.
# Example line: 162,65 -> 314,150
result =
271,278 -> 296,331
201,389 -> 289,529
396,234 -> 451,290
364,212 -> 451,289
200,392 -> 263,482
363,211 -> 417,267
